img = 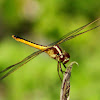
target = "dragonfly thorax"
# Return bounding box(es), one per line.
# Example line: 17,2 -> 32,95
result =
45,45 -> 70,64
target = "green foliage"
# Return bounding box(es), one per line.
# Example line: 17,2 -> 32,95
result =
0,0 -> 100,100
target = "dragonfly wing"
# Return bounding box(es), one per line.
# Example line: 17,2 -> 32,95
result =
49,18 -> 100,46
0,50 -> 43,80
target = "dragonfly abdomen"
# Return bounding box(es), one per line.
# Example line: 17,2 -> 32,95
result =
12,35 -> 48,51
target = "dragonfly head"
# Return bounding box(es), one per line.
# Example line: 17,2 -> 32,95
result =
62,52 -> 70,64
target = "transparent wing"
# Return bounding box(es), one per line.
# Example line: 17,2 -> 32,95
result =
0,50 -> 43,80
49,18 -> 100,46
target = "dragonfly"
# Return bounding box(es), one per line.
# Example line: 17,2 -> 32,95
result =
0,18 -> 100,80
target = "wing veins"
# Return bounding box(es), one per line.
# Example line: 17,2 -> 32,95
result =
0,50 -> 43,80
49,18 -> 100,46
58,24 -> 100,43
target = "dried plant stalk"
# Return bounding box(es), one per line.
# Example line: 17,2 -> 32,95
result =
60,61 -> 78,100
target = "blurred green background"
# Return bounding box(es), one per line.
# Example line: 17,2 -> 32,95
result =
0,0 -> 100,100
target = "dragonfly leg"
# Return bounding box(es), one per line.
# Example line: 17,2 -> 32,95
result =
63,63 -> 66,68
57,62 -> 62,81
59,63 -> 65,73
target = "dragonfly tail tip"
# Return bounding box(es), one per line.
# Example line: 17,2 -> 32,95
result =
12,35 -> 15,38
